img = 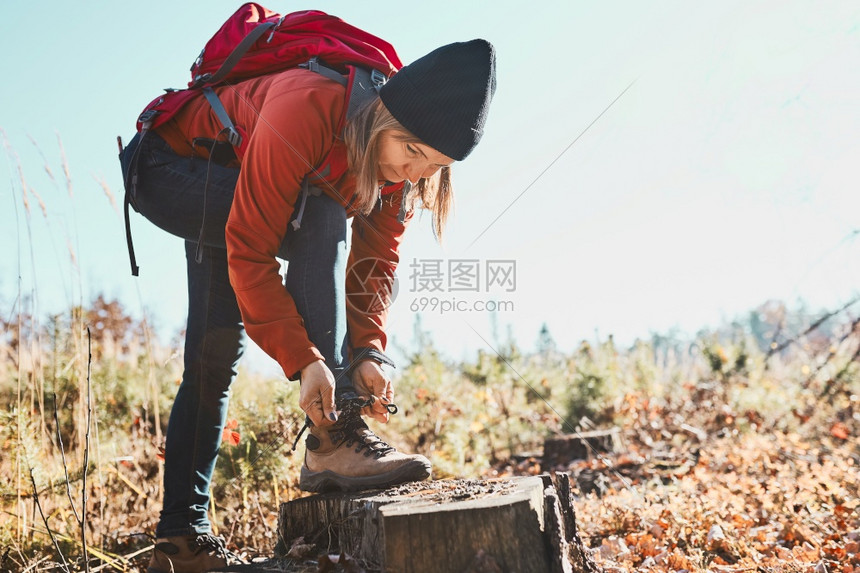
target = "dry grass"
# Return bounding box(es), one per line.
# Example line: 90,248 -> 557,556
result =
2,135 -> 858,572
3,294 -> 860,572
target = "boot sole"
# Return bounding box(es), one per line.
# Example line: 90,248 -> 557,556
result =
299,460 -> 431,493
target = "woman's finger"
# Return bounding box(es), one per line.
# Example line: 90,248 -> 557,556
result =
299,360 -> 337,427
320,381 -> 337,424
302,397 -> 326,427
361,404 -> 388,423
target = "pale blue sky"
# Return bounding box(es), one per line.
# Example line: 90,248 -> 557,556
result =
2,1 -> 859,373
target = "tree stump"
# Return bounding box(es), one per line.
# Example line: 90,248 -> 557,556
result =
542,428 -> 622,469
277,475 -> 599,573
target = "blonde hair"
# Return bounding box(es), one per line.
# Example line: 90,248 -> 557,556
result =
343,98 -> 453,240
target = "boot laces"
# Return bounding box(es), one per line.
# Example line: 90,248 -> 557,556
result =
191,533 -> 230,560
338,412 -> 395,458
291,393 -> 399,454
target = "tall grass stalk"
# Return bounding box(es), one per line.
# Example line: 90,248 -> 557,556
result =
54,392 -> 81,525
8,126 -> 27,548
81,327 -> 92,573
29,467 -> 70,572
135,290 -> 163,446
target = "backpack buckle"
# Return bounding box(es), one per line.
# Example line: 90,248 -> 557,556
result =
138,109 -> 158,124
225,128 -> 242,148
299,57 -> 320,73
191,72 -> 213,87
370,68 -> 387,90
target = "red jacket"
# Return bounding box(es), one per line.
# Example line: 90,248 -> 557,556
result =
157,68 -> 411,377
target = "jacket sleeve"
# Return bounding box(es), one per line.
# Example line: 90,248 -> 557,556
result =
225,82 -> 344,379
346,187 -> 413,364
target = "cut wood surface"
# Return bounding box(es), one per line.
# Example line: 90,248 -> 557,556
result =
542,428 -> 623,469
277,475 -> 599,573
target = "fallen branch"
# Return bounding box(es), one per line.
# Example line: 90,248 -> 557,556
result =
88,544 -> 155,573
28,526 -> 130,570
19,555 -> 50,573
103,465 -> 147,499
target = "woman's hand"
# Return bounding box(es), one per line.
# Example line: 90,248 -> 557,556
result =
299,360 -> 338,427
352,360 -> 394,423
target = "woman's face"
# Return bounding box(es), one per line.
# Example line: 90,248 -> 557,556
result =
377,130 -> 454,184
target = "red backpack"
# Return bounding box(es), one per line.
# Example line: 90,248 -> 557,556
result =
123,3 -> 403,275
136,3 -> 402,156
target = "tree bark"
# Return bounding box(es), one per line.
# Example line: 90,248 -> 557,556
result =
542,428 -> 622,469
277,475 -> 599,573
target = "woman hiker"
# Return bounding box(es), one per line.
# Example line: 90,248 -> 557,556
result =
121,38 -> 496,572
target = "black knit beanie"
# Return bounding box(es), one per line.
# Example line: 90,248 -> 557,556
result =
379,39 -> 497,161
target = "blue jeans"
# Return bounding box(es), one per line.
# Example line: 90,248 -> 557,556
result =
121,132 -> 352,537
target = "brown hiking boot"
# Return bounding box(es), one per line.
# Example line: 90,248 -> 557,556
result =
147,533 -> 230,573
299,407 -> 431,493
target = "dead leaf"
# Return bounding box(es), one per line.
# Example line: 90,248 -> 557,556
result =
599,536 -> 631,561
286,536 -> 315,559
708,524 -> 727,550
667,549 -> 693,569
830,422 -> 850,440
317,552 -> 365,573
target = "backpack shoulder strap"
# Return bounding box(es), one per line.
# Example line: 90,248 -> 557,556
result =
190,22 -> 277,88
308,64 -> 387,186
201,87 -> 243,148
300,57 -> 349,87
345,66 -> 387,121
